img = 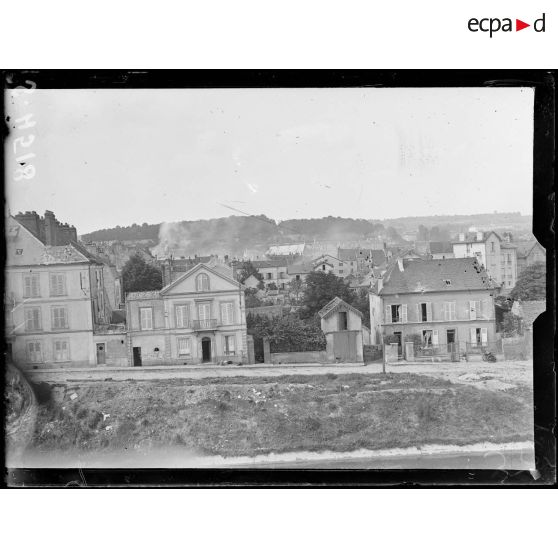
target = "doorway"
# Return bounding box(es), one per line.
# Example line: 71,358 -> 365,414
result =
393,331 -> 402,355
201,337 -> 212,363
133,346 -> 142,367
446,329 -> 456,353
96,342 -> 106,364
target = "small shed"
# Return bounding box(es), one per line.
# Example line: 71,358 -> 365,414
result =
318,297 -> 364,363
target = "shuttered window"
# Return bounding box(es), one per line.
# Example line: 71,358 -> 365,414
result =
443,301 -> 456,321
220,302 -> 234,325
23,274 -> 40,298
53,339 -> 70,361
27,341 -> 42,362
49,273 -> 66,296
175,305 -> 189,328
177,337 -> 191,355
384,305 -> 391,324
196,273 -> 210,291
24,307 -> 42,331
140,307 -> 153,330
51,307 -> 68,329
401,304 -> 408,323
224,335 -> 236,355
469,300 -> 481,320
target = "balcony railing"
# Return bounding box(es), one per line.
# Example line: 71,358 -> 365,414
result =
192,319 -> 218,330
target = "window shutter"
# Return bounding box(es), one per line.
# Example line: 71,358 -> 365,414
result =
415,304 -> 420,322
470,327 -> 477,345
432,330 -> 439,346
385,305 -> 391,324
475,300 -> 481,318
426,302 -> 432,321
481,328 -> 488,344
469,301 -> 476,320
401,304 -> 408,323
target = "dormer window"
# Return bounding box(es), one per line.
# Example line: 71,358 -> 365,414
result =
196,273 -> 210,291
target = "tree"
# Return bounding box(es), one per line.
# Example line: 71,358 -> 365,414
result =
122,253 -> 163,293
287,277 -> 304,302
238,261 -> 263,285
299,271 -> 355,319
510,262 -> 546,301
351,288 -> 371,328
244,287 -> 263,308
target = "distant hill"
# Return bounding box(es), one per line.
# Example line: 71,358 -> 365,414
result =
81,212 -> 532,256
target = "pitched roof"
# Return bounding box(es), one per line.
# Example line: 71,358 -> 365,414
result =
516,241 -> 545,258
39,244 -> 93,265
253,259 -> 288,269
318,297 -> 363,319
380,257 -> 497,295
429,241 -> 453,254
451,231 -> 501,244
287,261 -> 314,274
370,249 -> 386,266
159,262 -> 242,295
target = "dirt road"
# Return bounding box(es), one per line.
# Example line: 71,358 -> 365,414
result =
27,360 -> 533,391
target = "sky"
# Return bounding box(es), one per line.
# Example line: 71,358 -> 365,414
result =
5,87 -> 534,234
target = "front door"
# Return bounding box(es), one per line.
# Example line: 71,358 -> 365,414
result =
96,342 -> 106,364
133,346 -> 142,367
201,337 -> 212,363
446,329 -> 456,353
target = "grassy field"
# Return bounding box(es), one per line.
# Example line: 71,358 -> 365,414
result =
29,372 -> 534,457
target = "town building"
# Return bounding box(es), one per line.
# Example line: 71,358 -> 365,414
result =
370,257 -> 499,354
14,210 -> 78,246
5,215 -> 124,369
126,263 -> 248,366
318,297 -> 365,363
516,240 -> 546,276
252,259 -> 289,289
451,230 -> 517,289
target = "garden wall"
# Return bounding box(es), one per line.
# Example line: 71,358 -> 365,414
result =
270,350 -> 328,364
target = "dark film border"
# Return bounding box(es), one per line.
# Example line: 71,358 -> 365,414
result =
2,69 -> 555,487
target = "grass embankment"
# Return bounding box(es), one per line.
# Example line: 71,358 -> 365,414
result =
30,373 -> 533,457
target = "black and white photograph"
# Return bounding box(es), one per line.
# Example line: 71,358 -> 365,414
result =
3,72 -> 553,482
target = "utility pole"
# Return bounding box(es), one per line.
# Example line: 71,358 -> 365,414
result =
382,341 -> 386,374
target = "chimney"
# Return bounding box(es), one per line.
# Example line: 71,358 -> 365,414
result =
44,210 -> 57,245
377,277 -> 383,292
458,233 -> 465,242
476,231 -> 483,242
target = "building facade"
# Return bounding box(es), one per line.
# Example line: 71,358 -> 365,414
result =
126,263 -> 248,365
370,257 -> 499,354
5,215 -> 111,369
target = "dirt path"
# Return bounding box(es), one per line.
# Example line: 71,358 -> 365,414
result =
27,360 -> 533,392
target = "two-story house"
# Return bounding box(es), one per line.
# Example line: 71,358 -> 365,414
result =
452,231 -> 517,289
516,240 -> 546,276
252,259 -> 289,289
5,215 -> 110,369
126,263 -> 248,365
370,257 -> 499,354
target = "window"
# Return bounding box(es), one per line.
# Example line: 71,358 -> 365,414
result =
470,327 -> 487,347
140,307 -> 153,330
491,242 -> 495,253
266,273 -> 272,280
419,302 -> 431,322
422,330 -> 433,347
444,279 -> 452,286
177,337 -> 191,356
198,302 -> 211,322
24,307 -> 42,331
196,273 -> 210,291
338,311 -> 348,330
27,341 -> 42,363
322,265 -> 326,271
224,335 -> 236,356
220,302 -> 234,325
387,304 -> 407,323
23,273 -> 40,298
51,306 -> 68,329
49,273 -> 66,296
338,269 -> 344,274
443,301 -> 456,321
469,300 -> 481,320
175,305 -> 189,328
53,339 -> 70,362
